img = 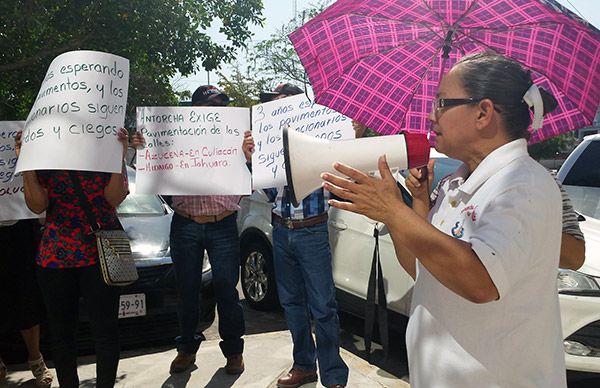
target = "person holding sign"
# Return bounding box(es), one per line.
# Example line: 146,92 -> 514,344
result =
15,127 -> 132,388
167,85 -> 252,376
259,84 -> 349,388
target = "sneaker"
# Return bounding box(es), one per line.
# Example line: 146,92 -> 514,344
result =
225,354 -> 244,375
28,356 -> 53,388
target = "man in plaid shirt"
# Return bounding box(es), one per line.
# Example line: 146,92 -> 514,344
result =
259,84 -> 349,388
168,85 -> 254,376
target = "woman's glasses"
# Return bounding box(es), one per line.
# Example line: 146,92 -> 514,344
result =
431,98 -> 481,113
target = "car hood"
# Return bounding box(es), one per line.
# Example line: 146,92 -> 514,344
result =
119,213 -> 172,265
577,216 -> 600,277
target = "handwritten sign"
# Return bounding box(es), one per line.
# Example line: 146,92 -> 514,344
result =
0,121 -> 41,221
135,106 -> 251,195
251,94 -> 353,188
15,50 -> 129,174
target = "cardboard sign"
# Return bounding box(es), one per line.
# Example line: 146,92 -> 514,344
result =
0,121 -> 41,221
135,106 -> 251,195
15,50 -> 129,173
251,94 -> 353,188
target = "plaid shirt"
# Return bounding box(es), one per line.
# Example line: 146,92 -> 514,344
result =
171,195 -> 241,216
265,186 -> 329,219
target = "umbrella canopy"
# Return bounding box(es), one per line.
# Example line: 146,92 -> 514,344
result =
289,0 -> 600,143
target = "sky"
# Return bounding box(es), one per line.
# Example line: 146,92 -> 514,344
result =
173,0 -> 600,93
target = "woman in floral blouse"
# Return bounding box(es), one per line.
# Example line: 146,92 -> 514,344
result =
15,128 -> 138,388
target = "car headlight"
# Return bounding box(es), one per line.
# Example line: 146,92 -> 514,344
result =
132,243 -> 166,257
557,269 -> 600,293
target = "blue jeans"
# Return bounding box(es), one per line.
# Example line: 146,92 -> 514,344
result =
273,221 -> 348,387
170,212 -> 244,356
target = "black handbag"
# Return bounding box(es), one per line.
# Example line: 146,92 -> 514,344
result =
69,171 -> 138,286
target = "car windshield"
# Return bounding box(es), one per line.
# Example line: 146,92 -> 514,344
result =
117,194 -> 166,216
562,140 -> 600,219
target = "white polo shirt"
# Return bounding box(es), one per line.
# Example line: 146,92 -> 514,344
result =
407,139 -> 566,388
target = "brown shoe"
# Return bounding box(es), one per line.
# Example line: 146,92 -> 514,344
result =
225,354 -> 244,375
169,351 -> 196,374
277,368 -> 318,388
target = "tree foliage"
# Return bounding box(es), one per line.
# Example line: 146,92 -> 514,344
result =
248,0 -> 332,85
0,0 -> 264,121
528,132 -> 579,160
216,64 -> 274,108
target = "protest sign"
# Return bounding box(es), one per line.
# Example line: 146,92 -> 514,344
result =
136,106 -> 251,195
0,121 -> 41,221
251,94 -> 353,188
15,50 -> 129,173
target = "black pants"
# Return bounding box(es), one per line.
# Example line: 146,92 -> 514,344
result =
0,220 -> 44,331
36,264 -> 120,388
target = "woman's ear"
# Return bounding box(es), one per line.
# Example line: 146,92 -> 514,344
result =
475,98 -> 495,128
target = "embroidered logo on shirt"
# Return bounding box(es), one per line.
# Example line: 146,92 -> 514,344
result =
460,205 -> 478,222
451,221 -> 464,238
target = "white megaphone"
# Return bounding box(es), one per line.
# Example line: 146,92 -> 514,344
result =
283,127 -> 430,207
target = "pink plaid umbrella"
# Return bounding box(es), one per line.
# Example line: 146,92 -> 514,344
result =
289,0 -> 600,143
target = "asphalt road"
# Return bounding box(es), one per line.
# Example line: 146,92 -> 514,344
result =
219,291 -> 600,388
202,292 -> 410,383
3,284 -> 598,387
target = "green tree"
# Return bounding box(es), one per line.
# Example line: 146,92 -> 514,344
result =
248,0 -> 332,84
216,62 -> 274,107
0,0 -> 264,121
528,132 -> 579,160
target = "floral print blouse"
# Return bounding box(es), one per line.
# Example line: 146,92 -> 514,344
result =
36,170 -> 127,268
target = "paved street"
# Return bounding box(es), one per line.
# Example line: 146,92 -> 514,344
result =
1,293 -> 407,388
2,286 -> 600,387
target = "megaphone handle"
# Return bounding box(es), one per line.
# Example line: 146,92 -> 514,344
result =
417,166 -> 428,183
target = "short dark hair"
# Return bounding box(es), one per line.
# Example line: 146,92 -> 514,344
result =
455,52 -> 557,140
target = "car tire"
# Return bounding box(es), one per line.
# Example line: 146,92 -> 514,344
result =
240,239 -> 279,311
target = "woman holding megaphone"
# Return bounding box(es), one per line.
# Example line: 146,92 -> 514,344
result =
322,53 -> 566,388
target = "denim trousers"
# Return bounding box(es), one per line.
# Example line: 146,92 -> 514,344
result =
36,264 -> 120,388
273,221 -> 348,387
169,212 -> 244,356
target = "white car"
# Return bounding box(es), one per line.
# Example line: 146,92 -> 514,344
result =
557,134 -> 600,375
237,150 -> 461,326
328,151 -> 461,323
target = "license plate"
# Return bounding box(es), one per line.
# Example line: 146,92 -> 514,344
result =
118,293 -> 146,319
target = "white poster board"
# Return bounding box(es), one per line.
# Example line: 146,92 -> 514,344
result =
0,121 -> 40,221
135,106 -> 251,195
251,94 -> 354,188
15,50 -> 129,173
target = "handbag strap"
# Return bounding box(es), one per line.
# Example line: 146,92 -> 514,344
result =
68,171 -> 101,233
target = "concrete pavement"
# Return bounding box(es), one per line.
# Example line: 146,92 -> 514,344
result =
2,330 -> 409,387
